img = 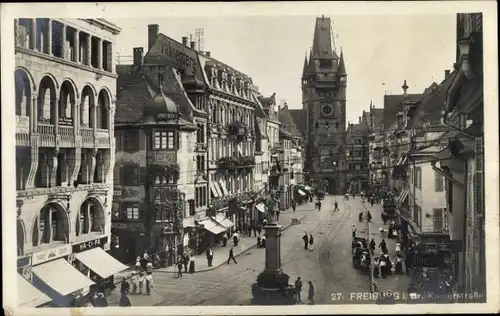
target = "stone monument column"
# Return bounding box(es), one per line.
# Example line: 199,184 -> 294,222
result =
264,223 -> 282,272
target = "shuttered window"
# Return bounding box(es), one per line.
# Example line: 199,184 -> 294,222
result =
433,208 -> 444,232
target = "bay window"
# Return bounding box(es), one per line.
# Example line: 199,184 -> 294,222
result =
153,131 -> 176,150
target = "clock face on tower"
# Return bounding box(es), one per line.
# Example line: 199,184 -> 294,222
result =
321,104 -> 335,118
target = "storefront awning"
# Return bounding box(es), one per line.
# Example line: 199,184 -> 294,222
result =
297,190 -> 307,196
75,247 -> 128,279
218,180 -> 230,196
32,258 -> 95,296
213,213 -> 235,229
198,218 -> 226,235
397,189 -> 409,204
396,155 -> 408,166
210,182 -> 220,198
18,274 -> 51,307
183,217 -> 197,228
255,203 -> 266,213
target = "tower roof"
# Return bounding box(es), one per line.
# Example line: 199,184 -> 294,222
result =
302,52 -> 308,78
338,49 -> 346,75
312,16 -> 339,59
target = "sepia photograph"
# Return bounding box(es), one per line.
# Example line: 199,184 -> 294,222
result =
1,2 -> 498,315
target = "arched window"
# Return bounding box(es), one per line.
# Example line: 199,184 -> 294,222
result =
96,90 -> 110,129
59,81 -> 76,124
32,203 -> 68,246
76,199 -> 104,236
80,86 -> 94,128
15,69 -> 32,117
37,76 -> 57,124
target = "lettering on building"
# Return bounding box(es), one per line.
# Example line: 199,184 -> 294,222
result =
72,237 -> 109,253
158,40 -> 197,74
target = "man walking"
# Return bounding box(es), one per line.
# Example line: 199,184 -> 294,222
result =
206,247 -> 214,267
227,246 -> 238,264
294,277 -> 303,303
379,239 -> 388,254
176,257 -> 183,278
333,201 -> 339,212
308,234 -> 314,251
352,225 -> 357,238
302,233 -> 309,250
292,200 -> 297,213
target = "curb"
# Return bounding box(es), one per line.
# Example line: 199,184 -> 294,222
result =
154,213 -> 310,274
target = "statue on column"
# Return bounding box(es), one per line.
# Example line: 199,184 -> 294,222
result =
265,191 -> 280,224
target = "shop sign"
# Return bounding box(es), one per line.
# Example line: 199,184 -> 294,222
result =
72,237 -> 108,254
32,244 -> 72,265
16,116 -> 29,134
17,254 -> 32,268
112,223 -> 127,229
148,151 -> 176,164
157,112 -> 179,121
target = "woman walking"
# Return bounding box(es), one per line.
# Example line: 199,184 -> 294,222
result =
188,254 -> 196,274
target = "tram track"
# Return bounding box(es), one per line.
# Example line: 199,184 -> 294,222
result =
317,197 -> 353,304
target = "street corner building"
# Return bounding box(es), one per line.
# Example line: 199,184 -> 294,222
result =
111,24 -> 279,264
298,16 -> 348,194
14,18 -> 128,307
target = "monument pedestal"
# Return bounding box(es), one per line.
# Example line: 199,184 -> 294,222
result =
251,223 -> 296,305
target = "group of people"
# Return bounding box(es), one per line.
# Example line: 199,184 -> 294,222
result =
176,252 -> 196,277
302,233 -> 315,251
115,269 -> 155,307
294,277 -> 315,304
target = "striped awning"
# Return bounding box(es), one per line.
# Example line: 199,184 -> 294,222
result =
297,190 -> 307,196
397,189 -> 409,204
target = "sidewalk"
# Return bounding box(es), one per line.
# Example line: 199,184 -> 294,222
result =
363,201 -> 411,295
107,201 -> 316,306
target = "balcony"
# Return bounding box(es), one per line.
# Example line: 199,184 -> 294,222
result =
81,127 -> 93,148
37,123 -> 56,147
59,125 -> 75,147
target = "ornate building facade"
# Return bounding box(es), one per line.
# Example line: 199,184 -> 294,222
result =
301,16 -> 347,194
15,18 -> 123,307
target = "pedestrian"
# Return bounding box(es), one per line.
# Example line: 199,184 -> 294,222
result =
369,238 -> 376,254
379,239 -> 388,254
247,224 -> 252,237
257,234 -> 261,248
232,231 -> 239,246
370,197 -> 374,207
372,257 -> 380,278
135,256 -> 141,270
145,271 -> 154,295
292,200 -> 297,213
189,254 -> 196,273
276,210 -> 280,221
395,242 -> 401,256
227,246 -> 237,264
395,254 -> 403,274
206,247 -> 214,267
257,224 -> 262,236
367,211 -> 372,222
130,272 -> 138,294
334,201 -> 339,211
120,277 -> 130,295
222,233 -> 228,247
383,254 -> 393,275
379,256 -> 387,278
260,234 -> 266,248
294,277 -> 303,303
176,257 -> 183,278
302,233 -> 309,250
352,225 -> 357,238
308,281 -> 315,305
183,253 -> 189,272
318,201 -> 322,211
119,290 -> 132,307
94,292 -> 108,307
308,234 -> 314,251
137,272 -> 144,294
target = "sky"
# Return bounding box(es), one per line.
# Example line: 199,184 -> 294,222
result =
113,15 -> 457,125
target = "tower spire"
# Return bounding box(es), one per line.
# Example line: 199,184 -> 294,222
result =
302,51 -> 308,78
311,16 -> 338,58
338,48 -> 346,75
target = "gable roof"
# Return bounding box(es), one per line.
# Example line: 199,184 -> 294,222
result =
409,71 -> 457,129
278,105 -> 302,138
289,109 -> 307,138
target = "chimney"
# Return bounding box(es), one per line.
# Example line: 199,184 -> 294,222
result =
205,51 -> 211,57
358,116 -> 361,124
133,47 -> 144,67
190,41 -> 196,49
182,37 -> 188,46
445,69 -> 450,78
148,24 -> 159,50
